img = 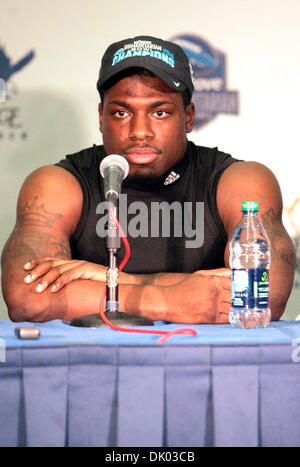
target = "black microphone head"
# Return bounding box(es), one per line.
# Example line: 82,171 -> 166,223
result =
100,154 -> 129,179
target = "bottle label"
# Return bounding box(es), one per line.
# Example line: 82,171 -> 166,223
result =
231,269 -> 269,308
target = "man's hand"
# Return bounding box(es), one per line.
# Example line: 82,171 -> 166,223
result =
137,269 -> 232,324
166,272 -> 232,324
23,257 -> 106,293
23,257 -> 138,293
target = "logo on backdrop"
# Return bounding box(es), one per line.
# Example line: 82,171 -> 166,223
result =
170,34 -> 239,129
0,43 -> 35,141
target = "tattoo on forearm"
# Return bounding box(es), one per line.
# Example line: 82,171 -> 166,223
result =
20,196 -> 62,228
261,207 -> 295,267
50,240 -> 71,258
2,229 -> 71,262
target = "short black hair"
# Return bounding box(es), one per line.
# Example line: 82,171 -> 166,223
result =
99,67 -> 192,109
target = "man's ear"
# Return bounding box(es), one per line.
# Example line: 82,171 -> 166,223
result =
185,102 -> 195,134
98,102 -> 103,133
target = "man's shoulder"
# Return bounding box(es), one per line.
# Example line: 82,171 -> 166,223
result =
22,164 -> 83,195
217,161 -> 280,205
217,161 -> 282,231
219,160 -> 277,182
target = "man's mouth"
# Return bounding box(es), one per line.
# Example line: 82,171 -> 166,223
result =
124,147 -> 160,165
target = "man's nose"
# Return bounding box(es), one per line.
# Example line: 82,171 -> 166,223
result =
129,113 -> 154,140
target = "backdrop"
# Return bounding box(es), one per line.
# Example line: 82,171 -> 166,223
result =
0,0 -> 299,320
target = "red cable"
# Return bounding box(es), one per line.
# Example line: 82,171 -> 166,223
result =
98,207 -> 198,344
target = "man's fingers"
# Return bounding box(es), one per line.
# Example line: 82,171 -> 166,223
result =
24,260 -> 107,293
23,257 -> 69,283
215,278 -> 231,323
214,275 -> 231,292
50,268 -> 85,292
24,260 -> 57,284
222,289 -> 232,303
24,257 -> 59,270
199,268 -> 231,278
24,260 -> 76,291
50,263 -> 107,292
215,312 -> 230,324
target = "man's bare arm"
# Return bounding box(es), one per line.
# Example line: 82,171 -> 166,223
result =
217,161 -> 296,321
1,165 -> 84,321
260,206 -> 296,319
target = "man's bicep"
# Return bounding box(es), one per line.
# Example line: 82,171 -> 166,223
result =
16,165 -> 82,237
2,165 -> 82,277
260,207 -> 296,269
218,162 -> 282,224
1,165 -> 83,317
217,161 -> 291,266
218,162 -> 283,228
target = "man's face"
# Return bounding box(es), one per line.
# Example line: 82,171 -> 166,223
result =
98,73 -> 195,180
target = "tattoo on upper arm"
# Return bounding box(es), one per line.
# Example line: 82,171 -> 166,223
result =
20,196 -> 62,228
261,207 -> 295,267
2,196 -> 72,267
2,230 -> 71,263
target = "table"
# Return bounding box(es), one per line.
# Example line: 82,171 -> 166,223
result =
1,319 -> 300,447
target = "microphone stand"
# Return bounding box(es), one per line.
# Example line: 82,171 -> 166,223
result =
70,196 -> 154,328
105,200 -> 121,314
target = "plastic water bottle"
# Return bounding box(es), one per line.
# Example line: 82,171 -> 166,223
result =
229,201 -> 271,329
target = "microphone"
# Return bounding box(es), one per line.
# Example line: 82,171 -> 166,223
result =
100,154 -> 129,202
69,153 -> 154,328
100,155 -> 129,308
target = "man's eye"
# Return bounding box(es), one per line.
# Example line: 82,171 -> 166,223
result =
113,110 -> 128,117
153,110 -> 169,118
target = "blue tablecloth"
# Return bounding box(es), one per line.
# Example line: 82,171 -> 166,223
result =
1,319 -> 300,447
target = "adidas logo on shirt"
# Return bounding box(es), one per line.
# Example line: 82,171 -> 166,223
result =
164,171 -> 180,185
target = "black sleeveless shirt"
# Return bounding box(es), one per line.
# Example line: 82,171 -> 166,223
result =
55,141 -> 239,273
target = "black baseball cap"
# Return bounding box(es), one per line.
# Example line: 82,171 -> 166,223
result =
97,35 -> 194,98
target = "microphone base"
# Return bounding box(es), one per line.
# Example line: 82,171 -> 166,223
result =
70,311 -> 154,328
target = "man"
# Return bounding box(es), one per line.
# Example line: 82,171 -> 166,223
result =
1,35 -> 295,324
